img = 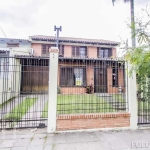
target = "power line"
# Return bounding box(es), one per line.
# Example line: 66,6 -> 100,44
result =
0,25 -> 7,38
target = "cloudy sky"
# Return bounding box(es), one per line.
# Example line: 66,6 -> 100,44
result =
0,0 -> 149,44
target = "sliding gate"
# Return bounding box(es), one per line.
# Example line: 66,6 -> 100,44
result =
0,56 -> 49,129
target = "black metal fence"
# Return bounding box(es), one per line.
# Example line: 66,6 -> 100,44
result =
0,55 -> 49,129
57,58 -> 128,115
0,55 -> 129,129
137,77 -> 150,124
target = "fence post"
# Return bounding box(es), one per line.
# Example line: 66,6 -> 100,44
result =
47,47 -> 59,133
128,64 -> 138,129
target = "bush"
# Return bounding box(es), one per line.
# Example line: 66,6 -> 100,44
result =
57,86 -> 60,94
86,84 -> 93,94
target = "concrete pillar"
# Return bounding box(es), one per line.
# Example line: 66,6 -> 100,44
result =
47,47 -> 59,133
128,63 -> 138,129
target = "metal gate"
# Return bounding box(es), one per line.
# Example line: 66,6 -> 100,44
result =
138,77 -> 150,125
0,55 -> 49,129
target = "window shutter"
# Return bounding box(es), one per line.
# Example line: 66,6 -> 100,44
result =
85,47 -> 87,57
97,48 -> 100,58
76,47 -> 79,57
72,47 -> 75,57
59,45 -> 64,56
108,49 -> 112,57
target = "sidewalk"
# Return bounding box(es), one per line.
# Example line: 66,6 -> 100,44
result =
0,128 -> 150,150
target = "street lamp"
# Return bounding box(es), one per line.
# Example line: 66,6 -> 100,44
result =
54,25 -> 62,48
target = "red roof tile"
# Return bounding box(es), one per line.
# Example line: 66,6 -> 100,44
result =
30,35 -> 119,45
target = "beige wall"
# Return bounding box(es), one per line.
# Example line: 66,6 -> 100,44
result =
64,45 -> 72,57
31,43 -> 42,56
88,47 -> 97,59
112,48 -> 117,58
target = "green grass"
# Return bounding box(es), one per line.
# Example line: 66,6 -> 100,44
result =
112,94 -> 126,103
138,100 -> 150,112
41,94 -> 115,118
0,96 -> 15,109
5,98 -> 37,121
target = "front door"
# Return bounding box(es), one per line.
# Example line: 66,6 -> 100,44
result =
94,68 -> 107,93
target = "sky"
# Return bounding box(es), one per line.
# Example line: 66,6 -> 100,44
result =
0,0 -> 149,46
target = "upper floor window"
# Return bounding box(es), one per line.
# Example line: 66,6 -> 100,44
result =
72,46 -> 87,57
97,48 -> 112,58
59,45 -> 64,57
42,44 -> 54,55
42,44 -> 64,56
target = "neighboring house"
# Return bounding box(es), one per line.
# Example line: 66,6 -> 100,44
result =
0,38 -> 33,104
29,35 -> 124,94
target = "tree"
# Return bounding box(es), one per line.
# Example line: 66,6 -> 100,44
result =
112,0 -> 136,47
124,7 -> 150,100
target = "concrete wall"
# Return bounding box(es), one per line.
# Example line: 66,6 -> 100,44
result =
0,47 -> 32,105
0,59 -> 21,105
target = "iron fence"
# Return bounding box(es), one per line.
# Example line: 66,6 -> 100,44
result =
0,55 -> 129,129
137,76 -> 150,124
0,55 -> 49,129
57,58 -> 128,115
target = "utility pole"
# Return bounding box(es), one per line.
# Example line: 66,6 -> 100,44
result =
54,25 -> 62,48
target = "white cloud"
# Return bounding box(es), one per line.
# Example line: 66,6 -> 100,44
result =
0,0 -> 149,45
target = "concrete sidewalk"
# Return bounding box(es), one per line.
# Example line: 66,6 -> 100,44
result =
0,128 -> 150,150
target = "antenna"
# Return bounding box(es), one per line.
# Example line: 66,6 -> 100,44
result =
0,25 -> 7,38
54,25 -> 62,47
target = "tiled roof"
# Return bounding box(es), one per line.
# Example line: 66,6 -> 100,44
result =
0,48 -> 10,52
14,55 -> 124,61
30,35 -> 119,45
0,38 -> 29,41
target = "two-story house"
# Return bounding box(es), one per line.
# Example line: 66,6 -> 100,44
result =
29,35 -> 125,94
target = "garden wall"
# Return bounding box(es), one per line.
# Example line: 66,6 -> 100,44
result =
56,112 -> 130,131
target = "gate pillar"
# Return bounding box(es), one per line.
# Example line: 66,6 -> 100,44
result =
128,64 -> 138,129
47,47 -> 59,133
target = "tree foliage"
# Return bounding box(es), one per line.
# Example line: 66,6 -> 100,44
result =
124,7 -> 150,78
124,7 -> 150,100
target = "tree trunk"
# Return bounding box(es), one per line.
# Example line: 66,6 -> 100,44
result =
130,0 -> 136,47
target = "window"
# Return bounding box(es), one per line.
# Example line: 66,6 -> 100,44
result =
112,67 -> 118,87
42,44 -> 54,55
72,46 -> 87,57
0,52 -> 9,78
59,45 -> 64,57
7,43 -> 19,47
60,67 -> 86,86
42,44 -> 64,56
97,48 -> 112,58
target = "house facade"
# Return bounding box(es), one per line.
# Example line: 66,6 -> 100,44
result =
0,38 -> 33,104
30,35 -> 125,94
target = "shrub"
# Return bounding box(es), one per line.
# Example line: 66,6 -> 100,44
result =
57,86 -> 61,94
86,84 -> 93,94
